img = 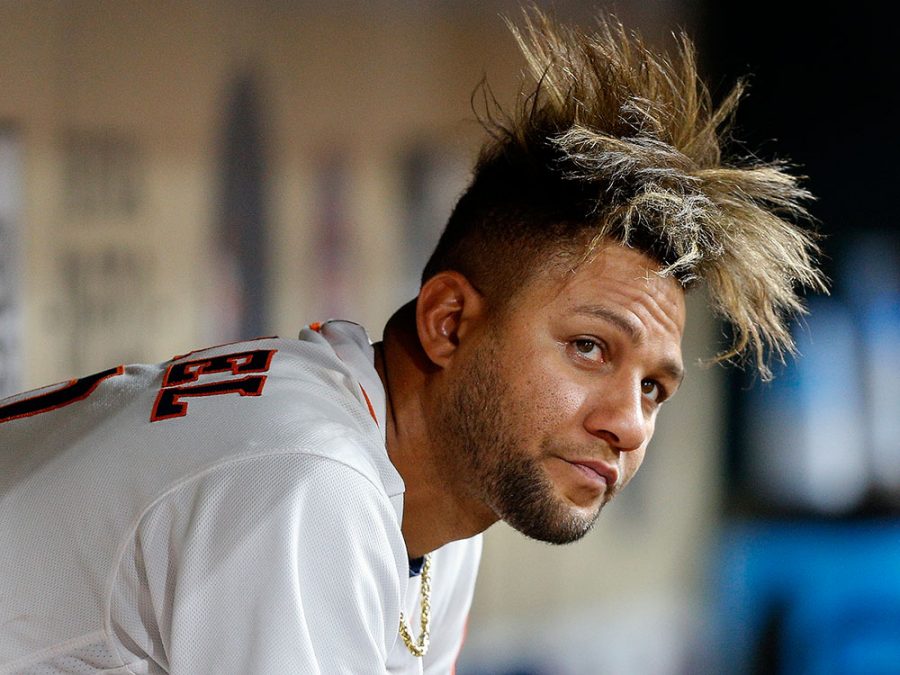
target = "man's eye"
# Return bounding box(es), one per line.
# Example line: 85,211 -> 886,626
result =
641,379 -> 663,403
571,339 -> 604,363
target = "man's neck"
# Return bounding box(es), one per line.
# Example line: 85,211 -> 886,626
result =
374,304 -> 498,559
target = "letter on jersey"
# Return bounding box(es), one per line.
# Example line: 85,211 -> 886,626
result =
0,366 -> 125,424
151,349 -> 277,422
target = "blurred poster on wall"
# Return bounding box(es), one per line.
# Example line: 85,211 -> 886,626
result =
62,129 -> 141,220
212,74 -> 269,342
313,152 -> 353,320
400,142 -> 469,302
59,246 -> 151,374
57,128 -> 152,374
0,126 -> 23,397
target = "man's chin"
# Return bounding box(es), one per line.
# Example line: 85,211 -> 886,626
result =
504,501 -> 600,545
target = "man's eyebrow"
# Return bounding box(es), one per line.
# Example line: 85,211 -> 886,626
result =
574,305 -> 644,344
574,304 -> 685,385
659,359 -> 685,388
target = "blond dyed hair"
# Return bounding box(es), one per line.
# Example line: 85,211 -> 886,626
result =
423,9 -> 826,379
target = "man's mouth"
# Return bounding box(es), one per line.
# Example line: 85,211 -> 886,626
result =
566,458 -> 619,491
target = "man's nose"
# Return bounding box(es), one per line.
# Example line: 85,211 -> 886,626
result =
582,376 -> 647,452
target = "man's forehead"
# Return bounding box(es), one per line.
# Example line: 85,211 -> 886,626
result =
541,244 -> 684,306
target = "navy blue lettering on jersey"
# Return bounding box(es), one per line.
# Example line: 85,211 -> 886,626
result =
0,366 -> 124,424
150,349 -> 277,422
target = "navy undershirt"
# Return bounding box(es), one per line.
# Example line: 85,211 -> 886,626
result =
408,556 -> 425,578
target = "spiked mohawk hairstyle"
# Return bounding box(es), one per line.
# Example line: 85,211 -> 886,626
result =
422,8 -> 826,379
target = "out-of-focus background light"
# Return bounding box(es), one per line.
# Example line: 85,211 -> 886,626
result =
1,2 -> 897,673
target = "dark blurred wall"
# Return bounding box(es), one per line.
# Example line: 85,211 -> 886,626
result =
701,6 -> 900,671
700,2 -> 899,247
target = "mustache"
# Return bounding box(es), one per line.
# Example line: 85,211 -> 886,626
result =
539,438 -> 623,499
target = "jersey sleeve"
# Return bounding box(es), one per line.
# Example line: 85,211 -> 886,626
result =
110,451 -> 407,675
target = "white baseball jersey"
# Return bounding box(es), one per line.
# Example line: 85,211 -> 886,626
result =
0,320 -> 481,674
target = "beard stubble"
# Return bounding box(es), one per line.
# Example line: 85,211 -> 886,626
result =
434,336 -> 602,545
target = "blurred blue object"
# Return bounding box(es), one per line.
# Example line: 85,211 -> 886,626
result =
734,231 -> 900,516
714,521 -> 900,674
742,298 -> 869,514
783,583 -> 900,674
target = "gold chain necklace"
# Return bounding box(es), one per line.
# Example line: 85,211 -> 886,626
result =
398,554 -> 432,657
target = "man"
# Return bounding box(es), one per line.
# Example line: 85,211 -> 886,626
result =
0,10 -> 824,674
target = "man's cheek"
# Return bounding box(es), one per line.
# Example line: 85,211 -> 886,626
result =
616,448 -> 645,490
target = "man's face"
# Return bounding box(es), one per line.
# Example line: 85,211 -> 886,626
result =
436,243 -> 686,544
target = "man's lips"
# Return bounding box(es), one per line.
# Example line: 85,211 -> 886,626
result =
566,458 -> 619,489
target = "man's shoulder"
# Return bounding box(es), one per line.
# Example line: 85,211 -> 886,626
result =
0,329 -> 398,541
2,332 -> 381,466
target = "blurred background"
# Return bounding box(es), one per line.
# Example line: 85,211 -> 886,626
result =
1,2 -> 898,673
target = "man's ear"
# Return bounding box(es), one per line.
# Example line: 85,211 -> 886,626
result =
416,271 -> 485,368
